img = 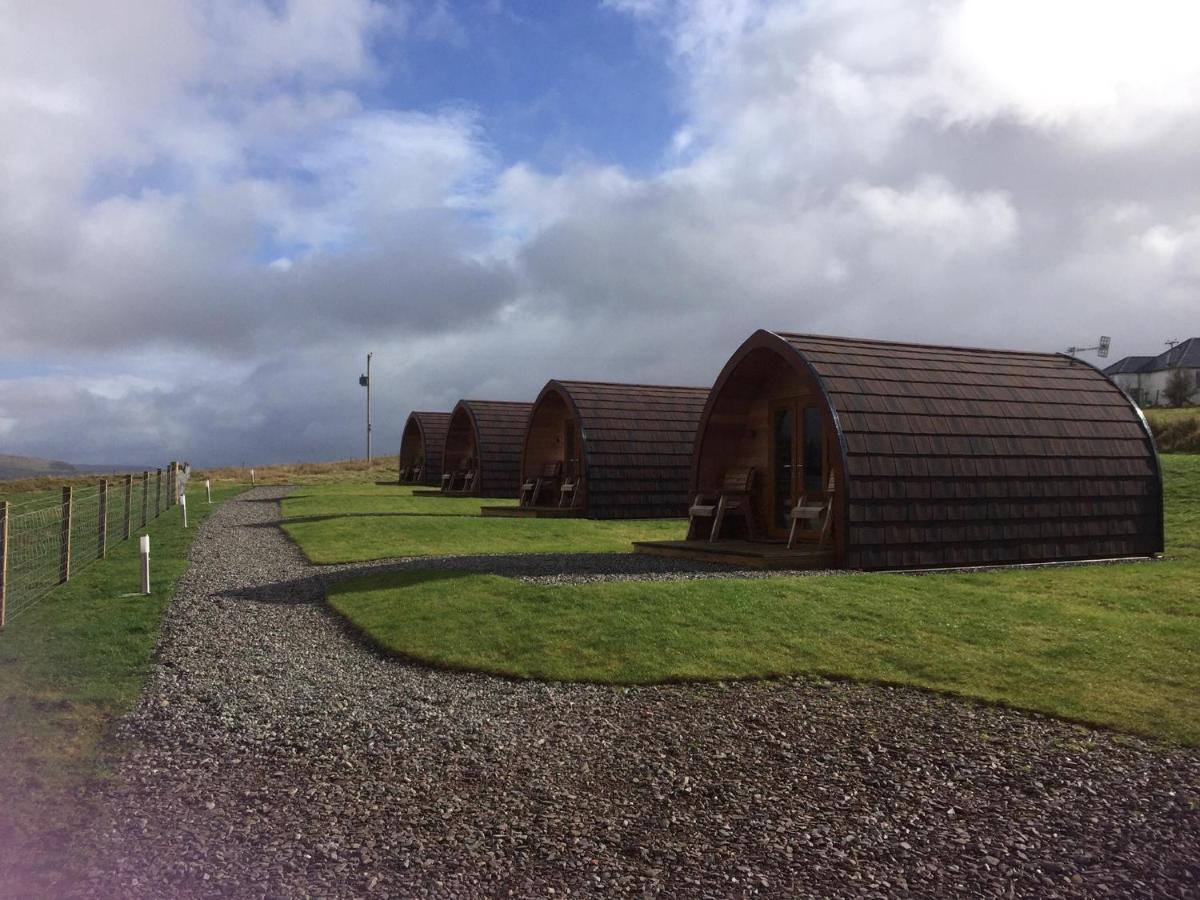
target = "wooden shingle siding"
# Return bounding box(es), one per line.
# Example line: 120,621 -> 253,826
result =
399,411 -> 450,486
527,381 -> 710,518
773,332 -> 1164,569
446,400 -> 532,498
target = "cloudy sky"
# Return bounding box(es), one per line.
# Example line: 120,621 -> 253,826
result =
2,0 -> 1198,466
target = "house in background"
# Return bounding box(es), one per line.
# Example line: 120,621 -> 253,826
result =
1105,338 -> 1200,406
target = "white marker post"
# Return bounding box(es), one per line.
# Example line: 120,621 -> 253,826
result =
205,479 -> 212,504
250,468 -> 256,486
139,535 -> 151,595
180,493 -> 188,528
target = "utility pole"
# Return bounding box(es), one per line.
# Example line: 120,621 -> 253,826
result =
359,352 -> 373,462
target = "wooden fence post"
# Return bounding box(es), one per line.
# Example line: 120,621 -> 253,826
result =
1,500 -> 9,630
59,486 -> 73,584
167,462 -> 176,507
141,471 -> 149,527
98,480 -> 108,559
123,474 -> 133,540
156,468 -> 162,517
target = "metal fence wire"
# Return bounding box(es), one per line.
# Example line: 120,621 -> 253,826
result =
0,461 -> 187,628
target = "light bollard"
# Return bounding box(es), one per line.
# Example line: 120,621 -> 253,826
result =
140,535 -> 151,595
205,479 -> 212,504
181,494 -> 188,528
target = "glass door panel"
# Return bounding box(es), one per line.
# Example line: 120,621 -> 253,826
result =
771,406 -> 794,531
802,407 -> 824,494
563,419 -> 577,477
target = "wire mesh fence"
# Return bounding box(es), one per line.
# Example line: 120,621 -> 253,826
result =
0,462 -> 188,628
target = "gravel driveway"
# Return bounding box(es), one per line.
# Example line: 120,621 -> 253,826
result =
62,488 -> 1199,898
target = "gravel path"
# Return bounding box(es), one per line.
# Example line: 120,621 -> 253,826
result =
64,488 -> 1199,898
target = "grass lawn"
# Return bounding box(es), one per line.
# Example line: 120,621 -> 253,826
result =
0,483 -> 243,887
281,483 -> 683,563
1145,407 -> 1200,452
329,455 -> 1200,745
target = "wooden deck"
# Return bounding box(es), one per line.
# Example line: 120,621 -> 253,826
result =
633,539 -> 836,570
412,489 -> 473,497
480,505 -> 582,518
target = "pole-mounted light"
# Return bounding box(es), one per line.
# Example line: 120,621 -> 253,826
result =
359,352 -> 373,462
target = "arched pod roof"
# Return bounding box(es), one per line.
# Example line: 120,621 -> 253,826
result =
529,380 -> 711,519
697,330 -> 1163,570
399,411 -> 450,486
445,399 -> 533,498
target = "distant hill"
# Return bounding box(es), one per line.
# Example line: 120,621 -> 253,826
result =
0,454 -> 138,482
0,453 -> 77,481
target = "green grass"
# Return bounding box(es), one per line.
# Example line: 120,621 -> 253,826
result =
1146,407 -> 1200,453
0,484 -> 243,886
328,456 -> 1200,745
281,483 -> 683,563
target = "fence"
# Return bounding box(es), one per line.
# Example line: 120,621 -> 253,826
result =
0,461 -> 190,629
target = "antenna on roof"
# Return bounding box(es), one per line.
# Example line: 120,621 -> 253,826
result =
1065,336 -> 1111,359
1166,338 -> 1180,349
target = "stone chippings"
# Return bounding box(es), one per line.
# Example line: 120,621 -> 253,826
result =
62,487 -> 1199,899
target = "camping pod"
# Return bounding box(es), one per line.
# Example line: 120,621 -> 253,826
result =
439,399 -> 533,498
637,330 -> 1163,570
485,380 -> 710,519
398,411 -> 450,486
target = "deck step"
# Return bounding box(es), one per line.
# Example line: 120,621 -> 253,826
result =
633,540 -> 835,570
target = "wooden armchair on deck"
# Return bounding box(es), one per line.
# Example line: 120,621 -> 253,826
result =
398,465 -> 411,483
519,461 -> 563,507
687,466 -> 757,542
559,475 -> 583,508
444,457 -> 476,492
787,471 -> 836,550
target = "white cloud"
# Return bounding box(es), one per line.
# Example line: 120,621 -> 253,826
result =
939,0 -> 1200,141
2,0 -> 1199,465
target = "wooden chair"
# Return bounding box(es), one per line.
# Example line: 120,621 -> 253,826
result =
787,471 -> 836,550
688,466 -> 756,542
520,461 -> 562,507
458,470 -> 477,494
559,475 -> 582,508
398,465 -> 411,483
441,471 -> 456,491
411,464 -> 423,484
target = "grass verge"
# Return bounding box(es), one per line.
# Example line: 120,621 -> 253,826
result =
0,483 -> 242,890
280,483 -> 681,563
328,456 -> 1199,745
1146,407 -> 1200,453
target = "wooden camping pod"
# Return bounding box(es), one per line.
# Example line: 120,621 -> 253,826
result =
398,411 -> 450,486
518,380 -> 711,519
688,330 -> 1164,570
442,400 -> 533,498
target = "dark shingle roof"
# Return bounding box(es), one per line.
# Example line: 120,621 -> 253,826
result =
446,400 -> 533,498
540,381 -> 710,519
771,331 -> 1163,569
1104,356 -> 1155,375
1153,338 -> 1200,370
400,411 -> 450,486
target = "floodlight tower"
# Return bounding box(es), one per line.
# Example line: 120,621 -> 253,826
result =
359,352 -> 373,462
